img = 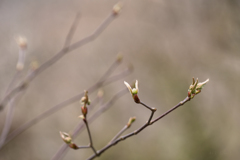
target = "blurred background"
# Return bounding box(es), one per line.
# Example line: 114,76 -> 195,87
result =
0,0 -> 240,159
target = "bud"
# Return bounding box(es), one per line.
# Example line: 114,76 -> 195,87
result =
196,79 -> 209,94
127,117 -> 136,128
97,89 -> 104,98
188,78 -> 209,98
81,106 -> 88,117
78,115 -> 85,120
80,90 -> 90,105
59,131 -> 72,144
124,80 -> 138,95
30,61 -> 39,71
116,53 -> 123,63
69,143 -> 78,150
113,2 -> 123,15
16,63 -> 24,71
124,80 -> 140,103
15,36 -> 27,49
81,97 -> 87,104
133,94 -> 140,103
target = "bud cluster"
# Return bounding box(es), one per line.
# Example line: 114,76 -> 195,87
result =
79,90 -> 91,119
188,78 -> 209,99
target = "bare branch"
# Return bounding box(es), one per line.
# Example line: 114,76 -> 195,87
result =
87,97 -> 191,160
0,10 -> 119,111
63,12 -> 81,48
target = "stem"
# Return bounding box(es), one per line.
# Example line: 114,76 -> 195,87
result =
150,97 -> 190,124
84,120 -> 98,155
108,125 -> 128,144
0,99 -> 15,148
139,101 -> 155,111
5,71 -> 21,95
76,145 -> 90,149
139,101 -> 156,124
63,13 -> 81,48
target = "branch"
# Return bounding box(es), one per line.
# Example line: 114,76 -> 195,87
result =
0,99 -> 16,148
84,120 -> 98,155
63,12 -> 81,48
108,117 -> 136,144
51,88 -> 128,160
87,97 -> 191,160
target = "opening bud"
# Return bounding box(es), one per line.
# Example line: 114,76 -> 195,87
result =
188,78 -> 209,98
127,117 -> 136,128
59,131 -> 72,144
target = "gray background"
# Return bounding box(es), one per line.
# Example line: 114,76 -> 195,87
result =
0,0 -> 239,159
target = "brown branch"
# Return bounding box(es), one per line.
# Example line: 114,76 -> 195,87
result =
84,120 -> 98,155
150,97 -> 190,124
87,97 -> 191,160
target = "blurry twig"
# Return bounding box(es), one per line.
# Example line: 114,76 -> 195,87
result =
0,6 -> 120,111
0,99 -> 16,148
0,38 -> 27,149
63,12 -> 81,48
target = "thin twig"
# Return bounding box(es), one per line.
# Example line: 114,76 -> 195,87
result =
0,11 -> 118,111
87,97 -> 191,160
0,91 -> 25,149
63,12 -> 81,48
84,120 -> 98,155
108,125 -> 128,144
51,89 -> 128,160
0,99 -> 15,148
150,97 -> 190,124
139,101 -> 156,124
5,71 -> 21,95
139,101 -> 155,112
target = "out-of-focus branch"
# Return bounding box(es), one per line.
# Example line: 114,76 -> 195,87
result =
3,62 -> 131,149
0,99 -> 16,148
0,38 -> 27,149
63,12 -> 81,48
0,3 -> 122,111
